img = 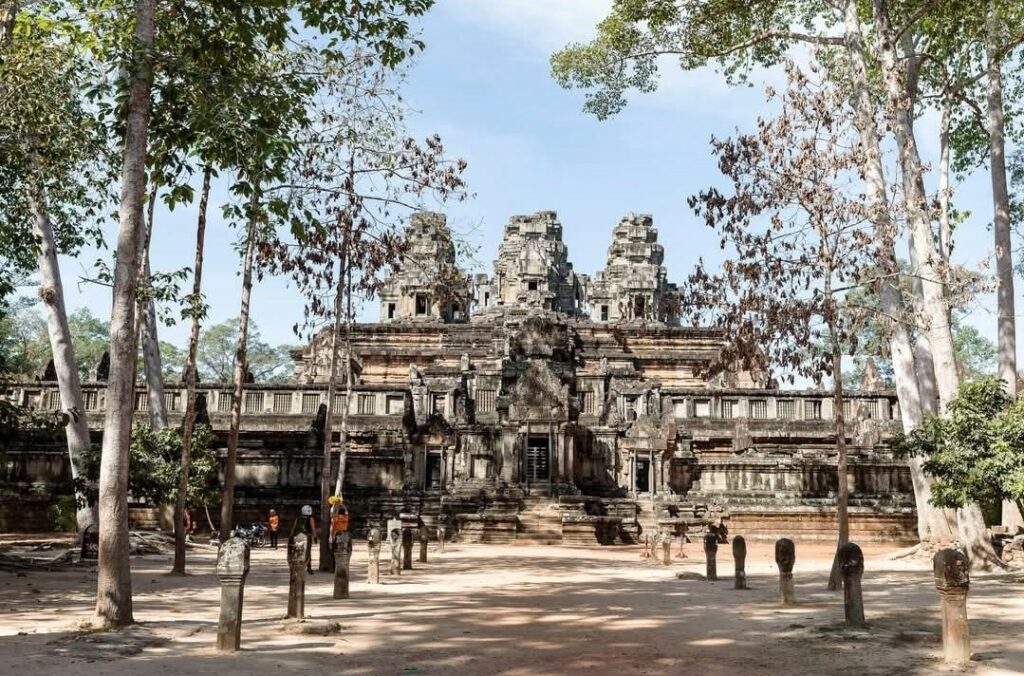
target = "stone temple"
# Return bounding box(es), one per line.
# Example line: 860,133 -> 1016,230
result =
1,211 -> 916,543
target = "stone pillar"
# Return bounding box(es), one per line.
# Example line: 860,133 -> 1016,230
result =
216,537 -> 250,652
703,532 -> 718,581
333,532 -> 353,600
367,528 -> 381,584
402,527 -> 413,570
838,542 -> 865,627
287,533 -> 309,619
775,538 -> 795,605
934,548 -> 971,664
438,525 -> 447,553
418,525 -> 428,563
660,534 -> 671,565
732,535 -> 747,590
389,528 -> 402,575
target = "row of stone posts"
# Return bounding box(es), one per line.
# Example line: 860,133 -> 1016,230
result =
217,519 -> 446,652
694,533 -> 971,665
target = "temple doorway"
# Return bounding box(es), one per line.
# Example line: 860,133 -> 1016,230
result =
525,436 -> 550,484
426,448 -> 444,490
635,456 -> 651,494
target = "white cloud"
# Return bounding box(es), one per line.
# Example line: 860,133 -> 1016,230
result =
443,0 -> 612,53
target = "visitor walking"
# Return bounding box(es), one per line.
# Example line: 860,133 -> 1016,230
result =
268,508 -> 280,549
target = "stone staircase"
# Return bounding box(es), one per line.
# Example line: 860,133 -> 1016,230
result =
635,499 -> 659,542
515,496 -> 563,545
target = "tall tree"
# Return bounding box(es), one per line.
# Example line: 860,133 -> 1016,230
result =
0,3 -> 108,536
95,0 -> 156,628
262,52 -> 468,569
682,64 -> 874,589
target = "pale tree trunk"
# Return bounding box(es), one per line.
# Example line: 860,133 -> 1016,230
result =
827,341 -> 849,590
318,254 -> 346,572
985,3 -> 1022,529
870,0 -> 998,567
938,96 -> 954,266
140,187 -> 166,429
27,157 -> 97,535
840,0 -> 953,542
910,276 -> 939,416
172,166 -> 211,574
220,191 -> 259,537
95,0 -> 156,629
987,4 -> 1017,399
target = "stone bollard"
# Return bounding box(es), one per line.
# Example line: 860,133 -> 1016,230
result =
438,526 -> 446,553
838,542 -> 865,627
733,535 -> 747,590
333,532 -> 353,600
703,532 -> 718,581
216,536 -> 250,652
402,527 -> 413,570
367,527 -> 381,584
287,533 -> 309,619
934,548 -> 971,664
418,525 -> 429,563
389,528 -> 402,575
661,534 -> 672,565
775,538 -> 796,605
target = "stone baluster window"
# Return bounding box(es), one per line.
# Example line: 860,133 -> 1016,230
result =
357,393 -> 376,415
301,393 -> 320,414
244,391 -> 264,413
47,390 -> 61,410
721,399 -> 738,419
777,399 -> 795,419
135,391 -> 149,411
272,392 -> 292,414
333,393 -> 347,413
218,391 -> 232,413
84,390 -> 98,411
804,399 -> 823,420
580,390 -> 595,415
164,391 -> 180,412
476,389 -> 496,414
749,399 -> 768,419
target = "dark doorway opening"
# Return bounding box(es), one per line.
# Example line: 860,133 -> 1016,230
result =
526,436 -> 550,484
426,450 -> 443,490
635,457 -> 651,493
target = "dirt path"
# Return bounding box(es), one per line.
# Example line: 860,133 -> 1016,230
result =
1,540 -> 1022,675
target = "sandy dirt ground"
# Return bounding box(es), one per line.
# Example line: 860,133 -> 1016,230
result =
1,537 -> 1023,676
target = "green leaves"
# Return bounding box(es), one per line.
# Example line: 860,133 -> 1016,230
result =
896,377 -> 1024,510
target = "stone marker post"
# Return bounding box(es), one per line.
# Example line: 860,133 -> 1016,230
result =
733,535 -> 747,590
418,525 -> 429,563
775,538 -> 796,605
288,533 -> 309,619
389,528 -> 402,576
934,548 -> 971,664
838,542 -> 865,627
660,534 -> 671,565
370,524 -> 382,581
402,527 -> 413,570
703,532 -> 718,581
333,532 -> 353,600
216,536 -> 251,652
438,525 -> 446,553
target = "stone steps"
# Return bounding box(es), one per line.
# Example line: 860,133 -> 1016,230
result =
516,498 -> 563,544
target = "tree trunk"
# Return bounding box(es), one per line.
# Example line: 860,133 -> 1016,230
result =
172,165 -> 211,575
27,155 -> 96,536
827,331 -> 849,591
869,0 -> 998,567
219,191 -> 259,537
937,96 -> 954,266
986,3 -> 1017,400
140,187 -> 166,430
840,0 -> 951,542
319,255 -> 345,572
333,254 -> 353,501
95,0 -> 156,629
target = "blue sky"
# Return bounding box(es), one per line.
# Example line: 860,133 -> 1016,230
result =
53,0 -> 1013,352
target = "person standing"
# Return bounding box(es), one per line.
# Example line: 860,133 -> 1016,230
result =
268,509 -> 280,549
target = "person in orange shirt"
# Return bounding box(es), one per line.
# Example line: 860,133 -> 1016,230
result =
268,509 -> 280,549
330,504 -> 350,546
